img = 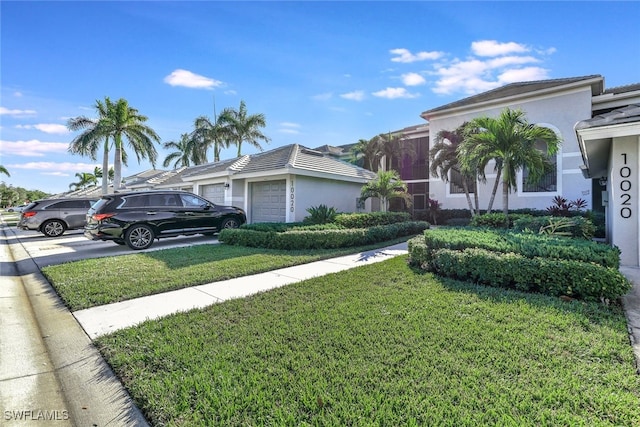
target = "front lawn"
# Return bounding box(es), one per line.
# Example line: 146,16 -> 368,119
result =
97,257 -> 640,426
42,238 -> 409,311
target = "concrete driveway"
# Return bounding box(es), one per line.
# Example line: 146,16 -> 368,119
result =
9,227 -> 221,268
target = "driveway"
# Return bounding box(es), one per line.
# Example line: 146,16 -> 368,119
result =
8,227 -> 221,268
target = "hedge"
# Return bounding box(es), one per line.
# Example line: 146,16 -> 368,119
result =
334,211 -> 412,228
219,221 -> 430,250
415,228 -> 619,268
429,248 -> 630,302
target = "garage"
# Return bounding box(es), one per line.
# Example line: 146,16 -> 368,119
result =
200,184 -> 225,205
251,180 -> 286,223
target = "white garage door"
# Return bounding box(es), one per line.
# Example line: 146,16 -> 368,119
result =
200,184 -> 225,205
251,180 -> 286,223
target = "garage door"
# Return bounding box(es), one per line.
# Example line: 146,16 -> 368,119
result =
251,180 -> 286,223
200,184 -> 225,205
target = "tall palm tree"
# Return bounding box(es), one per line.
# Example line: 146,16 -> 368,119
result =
163,133 -> 198,168
360,170 -> 412,212
189,116 -> 227,163
0,165 -> 9,177
350,137 -> 383,171
459,108 -> 561,216
68,97 -> 112,195
218,100 -> 270,157
429,123 -> 479,216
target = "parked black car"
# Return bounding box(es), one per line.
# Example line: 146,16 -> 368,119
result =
84,190 -> 246,250
18,197 -> 98,237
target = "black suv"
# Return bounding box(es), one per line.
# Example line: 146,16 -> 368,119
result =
84,190 -> 246,250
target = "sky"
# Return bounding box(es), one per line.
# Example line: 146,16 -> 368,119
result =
1,1 -> 639,195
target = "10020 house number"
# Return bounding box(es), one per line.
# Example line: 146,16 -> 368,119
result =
620,153 -> 632,219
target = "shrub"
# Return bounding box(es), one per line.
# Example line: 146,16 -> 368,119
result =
430,247 -> 630,301
334,211 -> 411,228
304,204 -> 338,225
512,215 -> 596,240
469,213 -> 531,228
220,221 -> 430,250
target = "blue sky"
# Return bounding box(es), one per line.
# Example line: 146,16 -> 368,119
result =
1,1 -> 639,195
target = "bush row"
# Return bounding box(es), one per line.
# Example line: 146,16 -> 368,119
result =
417,228 -> 619,268
220,221 -> 430,250
429,247 -> 630,302
334,211 -> 412,228
407,228 -> 629,301
469,213 -> 596,239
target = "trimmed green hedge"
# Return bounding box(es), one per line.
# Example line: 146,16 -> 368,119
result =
407,228 -> 629,301
220,221 -> 430,250
334,211 -> 411,228
430,248 -> 630,302
415,228 -> 619,268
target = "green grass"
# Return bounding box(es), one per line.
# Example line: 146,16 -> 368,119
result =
42,238 -> 410,311
96,257 -> 640,426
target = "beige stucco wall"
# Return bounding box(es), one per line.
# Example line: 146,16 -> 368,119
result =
294,175 -> 370,222
426,88 -> 594,212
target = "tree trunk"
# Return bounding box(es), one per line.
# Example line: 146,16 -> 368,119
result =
101,138 -> 109,195
113,135 -> 123,191
473,183 -> 480,215
486,167 -> 502,213
502,178 -> 509,216
462,180 -> 475,216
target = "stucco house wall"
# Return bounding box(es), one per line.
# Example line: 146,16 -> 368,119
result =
294,175 -> 369,221
424,82 -> 595,213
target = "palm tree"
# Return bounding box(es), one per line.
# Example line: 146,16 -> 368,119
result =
69,172 -> 97,190
163,133 -> 198,168
0,165 -> 9,177
459,108 -> 561,216
360,170 -> 412,212
218,100 -> 270,157
429,123 -> 479,216
68,97 -> 112,195
350,138 -> 382,171
189,116 -> 227,163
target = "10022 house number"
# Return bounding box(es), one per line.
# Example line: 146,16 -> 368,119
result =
620,153 -> 632,219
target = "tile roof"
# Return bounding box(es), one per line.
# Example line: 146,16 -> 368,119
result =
237,144 -> 376,180
575,104 -> 640,130
421,75 -> 603,118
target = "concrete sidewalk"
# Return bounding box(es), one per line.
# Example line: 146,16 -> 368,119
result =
74,243 -> 409,339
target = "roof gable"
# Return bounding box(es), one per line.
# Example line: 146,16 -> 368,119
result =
422,75 -> 603,119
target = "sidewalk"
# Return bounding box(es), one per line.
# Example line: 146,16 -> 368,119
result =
73,242 -> 409,339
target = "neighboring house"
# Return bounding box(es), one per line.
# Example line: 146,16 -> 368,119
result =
156,144 -> 377,223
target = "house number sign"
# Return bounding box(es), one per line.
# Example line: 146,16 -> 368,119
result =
290,183 -> 295,213
620,153 -> 632,219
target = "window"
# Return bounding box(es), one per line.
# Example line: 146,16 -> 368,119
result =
523,139 -> 557,193
449,168 -> 475,194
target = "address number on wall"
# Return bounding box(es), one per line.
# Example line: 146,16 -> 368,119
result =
620,153 -> 632,219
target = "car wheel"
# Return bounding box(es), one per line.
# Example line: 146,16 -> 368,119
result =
125,224 -> 154,250
42,219 -> 66,237
220,217 -> 240,230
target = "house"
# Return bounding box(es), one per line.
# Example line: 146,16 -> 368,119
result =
576,103 -> 640,267
156,144 -> 377,223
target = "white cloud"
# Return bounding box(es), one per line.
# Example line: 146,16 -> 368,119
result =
16,123 -> 70,134
390,48 -> 444,63
0,106 -> 37,116
164,69 -> 223,89
471,40 -> 529,57
498,67 -> 550,84
312,92 -> 333,101
340,90 -> 365,101
9,161 -> 100,175
402,72 -> 426,86
372,87 -> 420,99
278,122 -> 301,134
0,139 -> 69,157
